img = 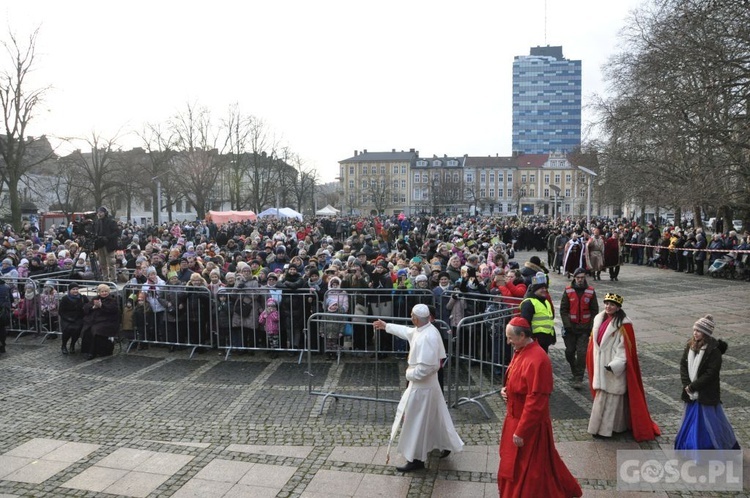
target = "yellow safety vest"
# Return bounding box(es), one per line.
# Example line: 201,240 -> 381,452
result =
522,297 -> 555,336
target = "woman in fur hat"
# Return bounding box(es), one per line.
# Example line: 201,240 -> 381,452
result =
675,315 -> 740,450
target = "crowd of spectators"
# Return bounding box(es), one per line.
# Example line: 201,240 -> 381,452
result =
0,212 -> 747,358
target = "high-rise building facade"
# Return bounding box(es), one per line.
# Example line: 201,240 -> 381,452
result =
512,46 -> 581,155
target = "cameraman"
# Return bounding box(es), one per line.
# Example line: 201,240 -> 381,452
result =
93,206 -> 119,281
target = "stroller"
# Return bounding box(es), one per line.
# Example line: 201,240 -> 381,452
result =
708,252 -> 741,279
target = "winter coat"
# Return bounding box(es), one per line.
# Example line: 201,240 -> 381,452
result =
680,339 -> 726,406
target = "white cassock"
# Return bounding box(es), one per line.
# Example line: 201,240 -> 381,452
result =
385,322 -> 464,463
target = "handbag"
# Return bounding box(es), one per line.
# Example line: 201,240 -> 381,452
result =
343,323 -> 353,336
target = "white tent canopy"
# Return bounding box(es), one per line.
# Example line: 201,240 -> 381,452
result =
315,204 -> 340,216
257,207 -> 303,221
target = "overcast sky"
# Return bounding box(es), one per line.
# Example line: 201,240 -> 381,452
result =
5,0 -> 643,183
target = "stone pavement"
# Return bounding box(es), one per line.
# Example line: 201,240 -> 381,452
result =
0,250 -> 748,497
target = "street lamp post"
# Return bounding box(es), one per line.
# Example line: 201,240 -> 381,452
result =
577,166 -> 598,229
550,184 -> 561,221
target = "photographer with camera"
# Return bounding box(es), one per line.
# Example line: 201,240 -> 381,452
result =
93,206 -> 119,282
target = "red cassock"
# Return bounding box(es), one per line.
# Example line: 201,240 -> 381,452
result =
586,322 -> 661,442
498,341 -> 582,498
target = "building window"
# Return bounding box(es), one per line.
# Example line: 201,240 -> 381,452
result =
380,165 -> 386,175
555,174 -> 561,183
489,188 -> 495,198
544,174 -> 550,184
544,188 -> 549,198
520,188 -> 526,196
453,173 -> 459,182
414,172 -> 420,183
530,174 -> 536,182
466,173 -> 474,182
361,180 -> 367,189
498,173 -> 504,182
480,189 -> 486,198
566,173 -> 571,182
565,204 -> 570,213
349,165 -> 354,175
401,180 -> 406,189
447,159 -> 458,166
433,173 -> 439,181
416,160 -> 428,167
393,165 -> 398,175
349,180 -> 354,189
176,200 -> 183,212
402,165 -> 407,174
362,165 -> 368,175
507,173 -> 513,182
489,172 -> 495,183
507,188 -> 512,197
530,188 -> 535,197
498,204 -> 503,213
521,174 -> 527,183
480,173 -> 486,183
565,188 -> 571,197
393,180 -> 399,190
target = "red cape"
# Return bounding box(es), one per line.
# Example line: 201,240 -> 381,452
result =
586,322 -> 660,442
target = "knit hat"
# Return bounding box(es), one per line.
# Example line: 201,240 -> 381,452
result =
694,314 -> 715,337
573,267 -> 586,277
266,298 -> 277,307
167,270 -> 178,280
68,282 -> 80,291
415,274 -> 428,283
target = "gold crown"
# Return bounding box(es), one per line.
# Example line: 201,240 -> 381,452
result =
604,293 -> 624,306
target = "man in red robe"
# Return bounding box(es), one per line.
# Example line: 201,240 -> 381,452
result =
499,317 -> 582,498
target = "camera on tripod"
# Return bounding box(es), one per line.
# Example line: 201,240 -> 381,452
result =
72,212 -> 97,251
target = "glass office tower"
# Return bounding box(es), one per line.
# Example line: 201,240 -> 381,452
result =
512,46 -> 581,155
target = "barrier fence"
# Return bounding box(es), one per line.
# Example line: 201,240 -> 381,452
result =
122,282 -> 215,358
5,277 -> 524,422
444,291 -> 522,417
9,277 -> 119,344
212,287 -> 319,362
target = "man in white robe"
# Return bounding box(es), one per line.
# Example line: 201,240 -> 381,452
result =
373,304 -> 464,472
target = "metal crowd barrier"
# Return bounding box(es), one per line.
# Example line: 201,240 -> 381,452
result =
8,277 -> 119,344
444,290 -> 522,418
306,310 -> 452,414
123,282 -> 214,358
213,287 -> 319,363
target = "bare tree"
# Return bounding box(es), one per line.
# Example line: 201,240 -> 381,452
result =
65,132 -> 123,212
288,153 -> 318,214
137,123 -> 177,224
595,0 -> 750,229
169,103 -> 223,220
0,28 -> 53,229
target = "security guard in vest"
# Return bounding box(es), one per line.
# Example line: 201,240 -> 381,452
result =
519,271 -> 556,353
560,267 -> 599,389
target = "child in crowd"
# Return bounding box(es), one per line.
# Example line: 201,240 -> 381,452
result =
259,298 -> 280,358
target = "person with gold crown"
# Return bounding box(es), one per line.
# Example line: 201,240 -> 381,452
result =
586,293 -> 660,441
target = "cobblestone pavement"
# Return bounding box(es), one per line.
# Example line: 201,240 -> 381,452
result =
0,251 -> 748,497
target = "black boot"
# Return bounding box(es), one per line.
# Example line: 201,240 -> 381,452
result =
61,345 -> 68,355
396,460 -> 425,472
